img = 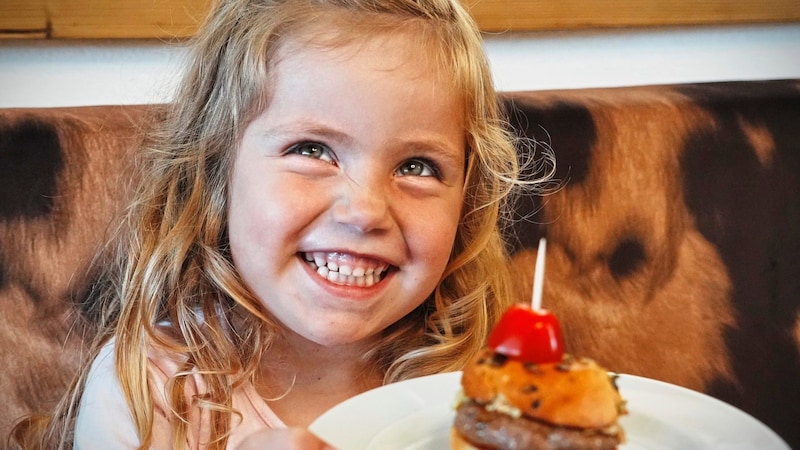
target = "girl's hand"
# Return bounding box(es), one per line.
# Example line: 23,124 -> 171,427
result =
236,428 -> 336,449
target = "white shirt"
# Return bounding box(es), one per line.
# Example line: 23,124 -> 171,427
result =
74,339 -> 285,449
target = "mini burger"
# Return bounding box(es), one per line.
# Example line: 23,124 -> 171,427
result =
452,348 -> 626,450
452,304 -> 626,450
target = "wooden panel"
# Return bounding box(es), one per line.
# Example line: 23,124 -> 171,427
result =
48,0 -> 213,39
1,0 -> 799,40
466,0 -> 800,31
0,0 -> 47,38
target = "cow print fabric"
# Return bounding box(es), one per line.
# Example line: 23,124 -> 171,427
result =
503,80 -> 800,448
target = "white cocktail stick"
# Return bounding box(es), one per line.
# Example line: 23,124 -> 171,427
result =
532,237 -> 547,311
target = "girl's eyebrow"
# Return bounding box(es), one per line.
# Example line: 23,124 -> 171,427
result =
261,121 -> 353,145
406,138 -> 465,168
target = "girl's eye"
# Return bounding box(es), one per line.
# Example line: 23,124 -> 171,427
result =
289,142 -> 335,163
397,158 -> 440,178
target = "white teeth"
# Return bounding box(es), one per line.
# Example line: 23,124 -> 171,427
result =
303,252 -> 388,287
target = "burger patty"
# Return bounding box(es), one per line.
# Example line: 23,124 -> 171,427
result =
454,401 -> 621,450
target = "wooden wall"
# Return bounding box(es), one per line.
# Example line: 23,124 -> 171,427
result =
2,0 -> 800,39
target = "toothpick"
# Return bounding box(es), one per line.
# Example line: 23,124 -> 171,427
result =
532,237 -> 547,311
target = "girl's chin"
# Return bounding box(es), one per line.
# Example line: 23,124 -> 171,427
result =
280,319 -> 383,349
306,326 -> 381,348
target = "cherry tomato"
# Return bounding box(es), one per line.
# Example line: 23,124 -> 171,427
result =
487,303 -> 564,364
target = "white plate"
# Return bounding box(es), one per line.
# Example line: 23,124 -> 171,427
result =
309,371 -> 790,450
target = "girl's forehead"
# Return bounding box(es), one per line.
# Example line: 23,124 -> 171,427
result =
272,24 -> 454,84
247,13 -> 469,129
268,32 -> 462,110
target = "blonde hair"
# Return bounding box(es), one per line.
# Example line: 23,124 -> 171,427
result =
10,0 -> 552,448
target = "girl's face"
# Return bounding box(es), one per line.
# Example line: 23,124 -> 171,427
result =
228,31 -> 466,348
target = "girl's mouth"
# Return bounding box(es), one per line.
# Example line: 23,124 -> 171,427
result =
302,252 -> 391,287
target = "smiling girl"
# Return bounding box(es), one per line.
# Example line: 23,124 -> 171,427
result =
10,0 -> 552,448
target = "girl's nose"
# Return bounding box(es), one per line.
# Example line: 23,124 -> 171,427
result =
331,175 -> 392,233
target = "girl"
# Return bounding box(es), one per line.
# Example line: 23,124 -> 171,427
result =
11,0 -> 552,448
